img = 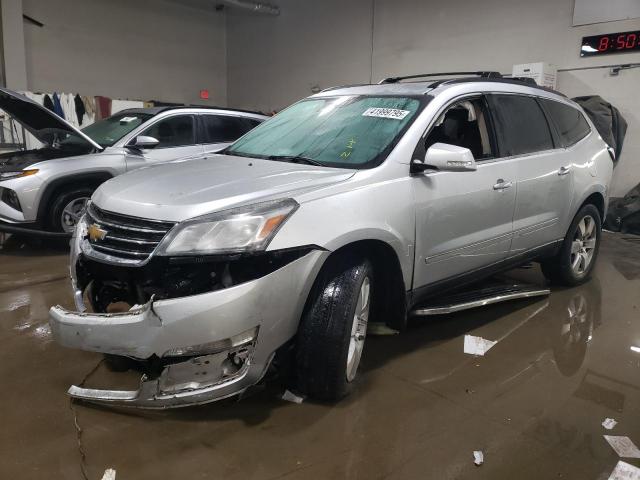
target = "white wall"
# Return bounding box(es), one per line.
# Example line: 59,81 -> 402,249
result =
227,0 -> 640,196
226,0 -> 373,113
22,0 -> 227,106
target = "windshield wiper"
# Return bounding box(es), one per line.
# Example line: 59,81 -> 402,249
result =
266,155 -> 325,167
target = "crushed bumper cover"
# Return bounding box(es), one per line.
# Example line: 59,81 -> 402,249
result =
49,249 -> 328,408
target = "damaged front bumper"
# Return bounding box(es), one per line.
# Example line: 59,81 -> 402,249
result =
49,247 -> 328,408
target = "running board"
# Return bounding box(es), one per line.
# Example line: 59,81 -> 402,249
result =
411,284 -> 550,316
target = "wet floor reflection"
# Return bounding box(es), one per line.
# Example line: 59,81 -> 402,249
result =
0,232 -> 639,479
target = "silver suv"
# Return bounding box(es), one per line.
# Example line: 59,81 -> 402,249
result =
49,72 -> 613,408
0,88 -> 267,234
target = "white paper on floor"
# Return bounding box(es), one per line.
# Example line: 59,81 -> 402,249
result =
473,451 -> 484,466
101,469 -> 116,480
608,461 -> 640,480
464,335 -> 497,356
603,418 -> 618,430
604,436 -> 640,458
282,390 -> 305,404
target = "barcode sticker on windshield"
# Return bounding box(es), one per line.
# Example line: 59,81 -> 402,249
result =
362,107 -> 410,120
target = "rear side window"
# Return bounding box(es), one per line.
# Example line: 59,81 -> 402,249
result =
488,94 -> 554,156
200,115 -> 258,143
540,99 -> 590,147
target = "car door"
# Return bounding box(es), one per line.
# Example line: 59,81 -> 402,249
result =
486,94 -> 573,256
125,114 -> 203,170
198,114 -> 262,154
413,95 -> 517,290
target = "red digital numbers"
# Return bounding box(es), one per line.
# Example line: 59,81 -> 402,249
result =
615,33 -> 638,49
583,31 -> 640,56
598,36 -> 610,51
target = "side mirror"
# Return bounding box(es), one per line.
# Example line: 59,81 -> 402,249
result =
411,142 -> 477,174
128,135 -> 159,150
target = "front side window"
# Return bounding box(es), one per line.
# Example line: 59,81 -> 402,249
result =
488,94 -> 554,156
424,98 -> 495,160
142,115 -> 195,148
201,115 -> 258,143
81,112 -> 153,148
227,96 -> 423,169
540,99 -> 590,147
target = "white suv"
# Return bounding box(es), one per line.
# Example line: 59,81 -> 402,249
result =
49,72 -> 613,408
0,88 -> 267,234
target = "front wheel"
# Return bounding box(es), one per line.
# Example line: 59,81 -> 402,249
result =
294,256 -> 373,401
48,187 -> 93,233
541,204 -> 601,286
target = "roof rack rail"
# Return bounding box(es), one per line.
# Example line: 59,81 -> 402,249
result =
509,76 -> 538,85
378,71 -> 502,84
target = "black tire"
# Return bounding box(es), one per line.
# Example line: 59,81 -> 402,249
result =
294,255 -> 373,401
541,204 -> 601,286
48,186 -> 94,233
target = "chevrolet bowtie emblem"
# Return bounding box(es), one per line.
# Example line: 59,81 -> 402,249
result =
88,223 -> 107,242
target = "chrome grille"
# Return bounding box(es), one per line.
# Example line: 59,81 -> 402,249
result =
85,204 -> 176,261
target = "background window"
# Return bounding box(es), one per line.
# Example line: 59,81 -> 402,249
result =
201,115 -> 258,143
488,95 -> 554,156
424,98 -> 494,160
540,99 -> 590,147
142,115 -> 194,148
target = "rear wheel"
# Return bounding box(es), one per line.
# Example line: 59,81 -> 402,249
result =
541,204 -> 601,286
48,187 -> 93,233
294,256 -> 373,401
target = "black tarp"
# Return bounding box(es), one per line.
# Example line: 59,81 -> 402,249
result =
571,96 -> 638,234
572,95 -> 627,161
605,183 -> 640,234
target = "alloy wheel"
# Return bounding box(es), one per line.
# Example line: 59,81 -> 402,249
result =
570,215 -> 597,276
346,276 -> 370,382
61,197 -> 89,233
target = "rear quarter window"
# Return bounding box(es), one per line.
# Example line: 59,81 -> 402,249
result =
540,99 -> 591,147
487,94 -> 554,157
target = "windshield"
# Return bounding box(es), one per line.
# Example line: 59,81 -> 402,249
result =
80,112 -> 153,147
227,96 -> 422,168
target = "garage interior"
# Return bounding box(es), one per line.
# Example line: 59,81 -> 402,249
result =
1,0 -> 640,479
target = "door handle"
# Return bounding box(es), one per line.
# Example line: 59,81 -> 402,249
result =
493,179 -> 513,191
558,166 -> 571,176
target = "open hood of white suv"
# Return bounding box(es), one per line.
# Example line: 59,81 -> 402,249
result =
0,88 -> 102,151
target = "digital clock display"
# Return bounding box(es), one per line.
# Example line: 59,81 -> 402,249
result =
581,30 -> 640,57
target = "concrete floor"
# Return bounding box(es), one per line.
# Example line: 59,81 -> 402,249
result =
1,232 -> 639,480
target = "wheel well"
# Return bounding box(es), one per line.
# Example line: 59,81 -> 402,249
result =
37,172 -> 113,223
579,192 -> 605,220
326,240 -> 408,330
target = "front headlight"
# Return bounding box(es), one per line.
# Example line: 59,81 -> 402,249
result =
157,198 -> 298,255
0,169 -> 39,181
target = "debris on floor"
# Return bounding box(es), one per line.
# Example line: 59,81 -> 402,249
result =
282,390 -> 305,404
602,418 -> 618,430
464,335 -> 497,356
607,461 -> 640,480
473,451 -> 484,466
604,435 -> 640,458
101,468 -> 116,480
367,322 -> 399,336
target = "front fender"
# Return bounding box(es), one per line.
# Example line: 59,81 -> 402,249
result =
268,180 -> 415,288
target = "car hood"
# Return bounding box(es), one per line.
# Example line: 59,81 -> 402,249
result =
92,154 -> 356,222
0,88 -> 102,151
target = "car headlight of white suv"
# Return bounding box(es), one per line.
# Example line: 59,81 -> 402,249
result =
156,198 -> 299,255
